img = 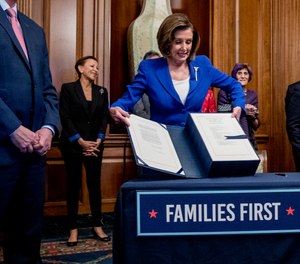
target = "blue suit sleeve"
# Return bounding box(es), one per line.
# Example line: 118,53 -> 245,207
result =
111,61 -> 148,112
199,56 -> 245,109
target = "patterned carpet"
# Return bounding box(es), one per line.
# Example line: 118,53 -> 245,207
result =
41,238 -> 112,263
0,214 -> 113,264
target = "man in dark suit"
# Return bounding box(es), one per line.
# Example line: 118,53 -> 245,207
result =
285,81 -> 300,171
0,0 -> 60,263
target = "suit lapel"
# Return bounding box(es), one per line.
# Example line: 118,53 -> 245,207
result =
155,59 -> 202,105
18,13 -> 32,69
155,59 -> 182,104
91,85 -> 99,115
0,9 -> 30,68
74,81 -> 91,118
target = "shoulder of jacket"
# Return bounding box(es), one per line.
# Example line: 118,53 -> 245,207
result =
288,80 -> 300,88
192,55 -> 211,65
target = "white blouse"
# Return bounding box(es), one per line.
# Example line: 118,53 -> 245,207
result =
172,76 -> 190,105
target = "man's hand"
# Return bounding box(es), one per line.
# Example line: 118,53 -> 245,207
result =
33,127 -> 53,156
10,125 -> 40,153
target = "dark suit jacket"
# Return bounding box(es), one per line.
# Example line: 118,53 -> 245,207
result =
59,80 -> 109,154
0,7 -> 59,166
286,81 -> 300,171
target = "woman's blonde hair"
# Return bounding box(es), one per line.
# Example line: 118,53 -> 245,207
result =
157,13 -> 200,60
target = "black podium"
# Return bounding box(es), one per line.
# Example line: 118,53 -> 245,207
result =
113,173 -> 300,264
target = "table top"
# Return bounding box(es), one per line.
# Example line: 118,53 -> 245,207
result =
121,172 -> 300,191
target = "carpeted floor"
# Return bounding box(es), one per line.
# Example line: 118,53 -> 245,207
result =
0,213 -> 113,264
41,238 -> 112,263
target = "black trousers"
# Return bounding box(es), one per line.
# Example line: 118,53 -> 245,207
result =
0,154 -> 45,264
63,147 -> 104,230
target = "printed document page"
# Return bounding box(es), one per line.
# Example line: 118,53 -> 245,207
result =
190,113 -> 259,161
127,114 -> 184,175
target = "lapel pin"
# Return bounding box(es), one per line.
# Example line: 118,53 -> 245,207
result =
194,67 -> 199,81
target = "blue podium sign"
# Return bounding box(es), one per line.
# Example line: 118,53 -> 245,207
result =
136,189 -> 300,236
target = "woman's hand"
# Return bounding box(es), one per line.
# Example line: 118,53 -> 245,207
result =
83,138 -> 102,157
78,138 -> 100,157
110,106 -> 131,126
245,104 -> 258,119
232,106 -> 242,120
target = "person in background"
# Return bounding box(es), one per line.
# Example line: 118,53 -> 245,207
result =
218,63 -> 260,150
286,80 -> 300,171
59,56 -> 110,247
133,50 -> 161,119
110,13 -> 244,128
0,0 -> 60,262
201,88 -> 216,113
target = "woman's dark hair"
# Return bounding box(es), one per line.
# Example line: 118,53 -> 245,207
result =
143,50 -> 160,60
231,63 -> 253,82
75,55 -> 98,78
157,13 -> 200,60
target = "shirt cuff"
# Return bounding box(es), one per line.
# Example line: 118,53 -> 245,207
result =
97,133 -> 105,140
68,133 -> 81,142
42,125 -> 55,136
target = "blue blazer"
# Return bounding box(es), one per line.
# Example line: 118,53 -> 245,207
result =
0,7 -> 60,165
112,56 -> 245,126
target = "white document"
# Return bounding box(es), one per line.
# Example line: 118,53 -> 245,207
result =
127,114 -> 184,175
190,113 -> 259,161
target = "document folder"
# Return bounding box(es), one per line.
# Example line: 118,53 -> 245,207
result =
127,113 -> 260,178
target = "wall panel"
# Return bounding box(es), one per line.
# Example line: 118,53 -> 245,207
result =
27,0 -> 300,216
238,0 -> 271,166
48,0 -> 77,92
271,0 -> 300,172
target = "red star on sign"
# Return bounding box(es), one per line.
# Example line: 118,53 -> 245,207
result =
286,206 -> 295,215
149,209 -> 158,218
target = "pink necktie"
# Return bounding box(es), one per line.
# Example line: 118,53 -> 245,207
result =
6,8 -> 28,60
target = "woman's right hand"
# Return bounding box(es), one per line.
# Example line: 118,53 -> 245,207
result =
78,138 -> 99,156
109,106 -> 131,126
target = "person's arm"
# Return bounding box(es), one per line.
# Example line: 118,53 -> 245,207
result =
59,84 -> 82,141
133,95 -> 151,119
285,83 -> 300,170
217,89 -> 232,112
199,56 -> 245,119
97,87 -> 109,140
39,30 -> 60,136
286,84 -> 300,149
110,60 -> 149,125
245,90 -> 260,131
33,30 -> 59,155
196,56 -> 245,110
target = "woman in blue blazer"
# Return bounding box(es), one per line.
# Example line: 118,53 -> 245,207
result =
110,13 -> 245,126
59,56 -> 110,246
